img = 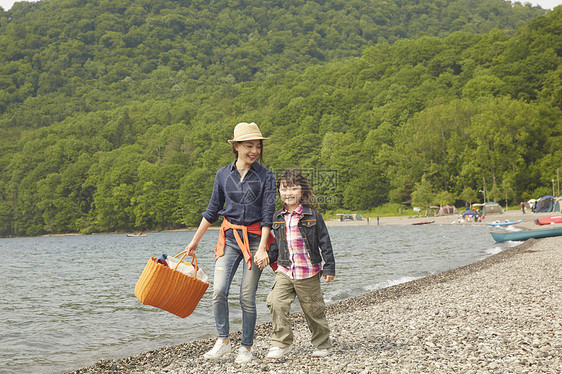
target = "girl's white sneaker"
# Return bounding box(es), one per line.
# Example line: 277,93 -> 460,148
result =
267,346 -> 292,359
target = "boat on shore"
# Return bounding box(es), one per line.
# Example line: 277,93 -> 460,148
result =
491,227 -> 562,242
534,215 -> 562,225
127,233 -> 147,237
412,221 -> 435,225
487,219 -> 522,226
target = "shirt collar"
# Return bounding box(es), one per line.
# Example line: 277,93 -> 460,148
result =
282,204 -> 303,216
229,160 -> 261,172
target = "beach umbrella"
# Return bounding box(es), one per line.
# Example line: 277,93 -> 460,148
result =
462,210 -> 477,217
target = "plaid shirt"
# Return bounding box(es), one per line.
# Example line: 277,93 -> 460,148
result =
277,205 -> 322,280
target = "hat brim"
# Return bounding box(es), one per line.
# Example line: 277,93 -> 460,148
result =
228,135 -> 269,144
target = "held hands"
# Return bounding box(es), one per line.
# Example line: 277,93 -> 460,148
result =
324,275 -> 335,282
254,247 -> 270,270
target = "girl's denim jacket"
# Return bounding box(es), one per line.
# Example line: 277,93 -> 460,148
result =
267,206 -> 335,276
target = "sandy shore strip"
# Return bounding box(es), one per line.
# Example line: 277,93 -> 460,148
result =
67,235 -> 561,374
326,210 -> 557,230
39,210 -> 553,236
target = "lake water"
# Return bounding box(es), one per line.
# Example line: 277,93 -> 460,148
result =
0,224 -> 516,374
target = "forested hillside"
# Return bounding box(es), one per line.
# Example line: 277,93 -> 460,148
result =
0,0 -> 559,236
0,0 -> 546,129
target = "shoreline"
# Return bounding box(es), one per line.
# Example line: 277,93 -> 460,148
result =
325,209 -> 556,230
67,236 -> 561,373
33,210 -> 557,238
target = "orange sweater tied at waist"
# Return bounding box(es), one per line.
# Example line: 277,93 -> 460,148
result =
215,218 -> 276,271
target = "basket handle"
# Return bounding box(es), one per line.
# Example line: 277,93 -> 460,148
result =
173,251 -> 198,278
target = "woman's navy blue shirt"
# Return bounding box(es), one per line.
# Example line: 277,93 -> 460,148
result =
203,161 -> 276,242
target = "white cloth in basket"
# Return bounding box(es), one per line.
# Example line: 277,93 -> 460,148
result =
166,257 -> 208,283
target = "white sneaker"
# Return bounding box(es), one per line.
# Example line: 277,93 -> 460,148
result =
234,346 -> 253,363
311,348 -> 330,357
267,346 -> 292,359
203,339 -> 232,359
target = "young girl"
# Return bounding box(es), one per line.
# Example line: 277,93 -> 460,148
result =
185,122 -> 275,363
261,169 -> 336,359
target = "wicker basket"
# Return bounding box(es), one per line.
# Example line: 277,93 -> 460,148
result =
135,252 -> 209,318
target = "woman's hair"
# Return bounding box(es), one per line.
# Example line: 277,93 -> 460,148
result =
277,168 -> 319,210
232,139 -> 264,163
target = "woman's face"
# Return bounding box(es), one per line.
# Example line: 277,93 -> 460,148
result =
279,181 -> 302,211
235,140 -> 262,165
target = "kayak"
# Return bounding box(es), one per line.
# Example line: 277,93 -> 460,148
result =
534,215 -> 562,225
491,227 -> 562,242
412,221 -> 435,225
487,219 -> 522,226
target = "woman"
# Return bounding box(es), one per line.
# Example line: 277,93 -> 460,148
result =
185,122 -> 275,363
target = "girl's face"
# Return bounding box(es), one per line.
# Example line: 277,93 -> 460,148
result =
235,140 -> 262,165
279,181 -> 302,211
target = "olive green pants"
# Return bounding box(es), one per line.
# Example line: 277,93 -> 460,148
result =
266,272 -> 332,349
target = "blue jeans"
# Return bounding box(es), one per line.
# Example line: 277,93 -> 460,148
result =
212,239 -> 263,347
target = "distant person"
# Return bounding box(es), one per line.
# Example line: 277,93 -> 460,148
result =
263,169 -> 336,359
377,216 -> 380,225
520,202 -> 526,214
184,122 -> 276,363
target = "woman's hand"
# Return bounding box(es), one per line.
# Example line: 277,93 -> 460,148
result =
185,241 -> 198,256
254,247 -> 270,270
185,218 -> 212,256
255,226 -> 272,270
324,275 -> 335,282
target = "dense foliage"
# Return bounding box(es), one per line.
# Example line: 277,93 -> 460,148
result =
0,0 -> 559,236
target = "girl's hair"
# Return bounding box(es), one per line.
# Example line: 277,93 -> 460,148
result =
278,168 -> 319,210
232,139 -> 264,163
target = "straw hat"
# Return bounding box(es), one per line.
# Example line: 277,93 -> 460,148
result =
228,122 -> 268,144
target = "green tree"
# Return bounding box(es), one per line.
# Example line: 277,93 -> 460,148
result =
411,176 -> 435,214
178,167 -> 216,227
460,186 -> 478,208
435,190 -> 456,206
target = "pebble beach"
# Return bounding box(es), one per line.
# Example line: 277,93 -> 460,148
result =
67,222 -> 562,374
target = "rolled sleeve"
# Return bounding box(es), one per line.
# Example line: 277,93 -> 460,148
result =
202,170 -> 224,224
261,170 -> 276,228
